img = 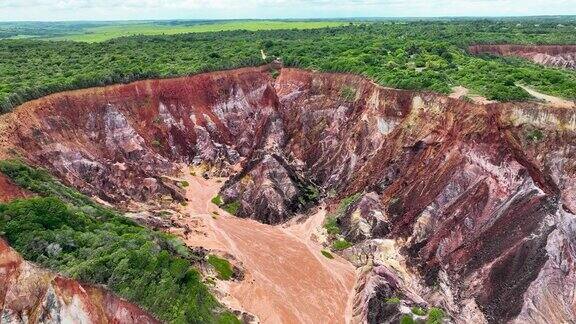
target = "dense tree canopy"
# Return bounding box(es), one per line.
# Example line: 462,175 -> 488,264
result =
0,19 -> 575,112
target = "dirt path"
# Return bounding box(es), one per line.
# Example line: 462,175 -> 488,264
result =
174,170 -> 356,324
449,86 -> 496,105
516,84 -> 575,108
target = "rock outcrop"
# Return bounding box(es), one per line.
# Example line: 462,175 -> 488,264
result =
0,238 -> 158,324
0,67 -> 574,323
468,44 -> 576,69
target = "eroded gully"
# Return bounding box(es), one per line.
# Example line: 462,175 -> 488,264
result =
171,168 -> 356,324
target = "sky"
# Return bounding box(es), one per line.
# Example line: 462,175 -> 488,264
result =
0,0 -> 575,21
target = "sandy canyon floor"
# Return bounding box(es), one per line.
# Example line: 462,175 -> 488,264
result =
171,168 -> 356,323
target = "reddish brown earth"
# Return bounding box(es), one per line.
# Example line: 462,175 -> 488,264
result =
0,173 -> 30,202
0,238 -> 158,324
175,171 -> 355,323
468,44 -> 576,69
0,66 -> 574,323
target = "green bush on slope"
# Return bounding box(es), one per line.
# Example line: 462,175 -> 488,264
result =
222,200 -> 241,215
207,255 -> 234,280
0,160 -> 236,323
332,239 -> 353,251
211,195 -> 223,206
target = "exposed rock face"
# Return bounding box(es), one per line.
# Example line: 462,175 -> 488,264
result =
0,174 -> 29,203
221,153 -> 319,224
338,192 -> 390,243
0,67 -> 575,323
0,66 -> 278,209
468,44 -> 576,69
0,238 -> 158,324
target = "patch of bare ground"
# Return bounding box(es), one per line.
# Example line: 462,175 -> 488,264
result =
516,84 -> 575,108
172,167 -> 356,324
449,86 -> 496,105
0,173 -> 30,203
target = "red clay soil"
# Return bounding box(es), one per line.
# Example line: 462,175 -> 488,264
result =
468,44 -> 576,69
0,173 -> 30,203
177,172 -> 356,324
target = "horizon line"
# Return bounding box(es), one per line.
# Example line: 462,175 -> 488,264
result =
1,14 -> 575,24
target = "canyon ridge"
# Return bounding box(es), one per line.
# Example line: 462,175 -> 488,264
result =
0,65 -> 574,323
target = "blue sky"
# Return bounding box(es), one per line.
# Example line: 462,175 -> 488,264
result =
1,0 -> 575,21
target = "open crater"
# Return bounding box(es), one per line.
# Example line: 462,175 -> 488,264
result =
1,66 -> 575,323
468,44 -> 576,70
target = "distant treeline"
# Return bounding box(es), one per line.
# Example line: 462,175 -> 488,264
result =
1,20 -> 575,113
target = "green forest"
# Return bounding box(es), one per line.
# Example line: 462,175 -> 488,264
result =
0,160 -> 238,324
0,18 -> 575,112
0,17 -> 574,324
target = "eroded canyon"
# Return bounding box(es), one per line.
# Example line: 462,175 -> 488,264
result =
468,44 -> 576,70
0,65 -> 575,323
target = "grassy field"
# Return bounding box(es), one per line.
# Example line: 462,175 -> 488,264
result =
44,20 -> 349,42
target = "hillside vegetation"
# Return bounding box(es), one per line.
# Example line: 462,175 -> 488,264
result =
0,19 -> 575,112
0,160 -> 236,324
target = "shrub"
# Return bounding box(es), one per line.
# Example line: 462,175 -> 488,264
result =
217,312 -> 242,324
526,129 -> 544,142
427,307 -> 445,324
400,315 -> 415,324
324,193 -> 362,236
180,180 -> 190,187
222,201 -> 241,215
412,306 -> 427,316
207,255 -> 233,280
321,250 -> 334,259
338,193 -> 362,212
332,239 -> 352,251
385,297 -> 401,304
270,70 -> 280,79
302,185 -> 320,203
151,139 -> 162,148
324,217 -> 340,235
211,195 -> 223,206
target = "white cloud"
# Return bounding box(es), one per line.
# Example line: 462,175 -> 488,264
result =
0,0 -> 561,9
0,0 -> 574,21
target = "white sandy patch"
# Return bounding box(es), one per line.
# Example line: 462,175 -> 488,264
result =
517,84 -> 575,108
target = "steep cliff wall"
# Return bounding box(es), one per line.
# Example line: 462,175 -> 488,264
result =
468,44 -> 576,69
0,66 -> 279,209
0,67 -> 574,323
275,69 -> 576,323
0,238 -> 158,324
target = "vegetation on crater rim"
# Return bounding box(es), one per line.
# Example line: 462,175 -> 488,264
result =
0,160 -> 237,324
0,18 -> 575,112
